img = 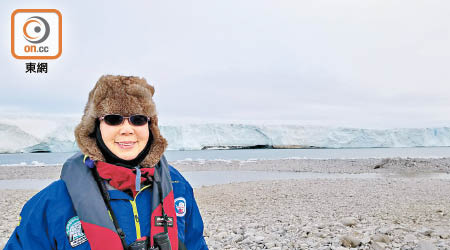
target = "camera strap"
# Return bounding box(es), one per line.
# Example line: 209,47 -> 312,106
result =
92,166 -> 129,249
154,174 -> 169,234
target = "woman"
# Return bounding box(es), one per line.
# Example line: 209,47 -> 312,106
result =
5,75 -> 208,250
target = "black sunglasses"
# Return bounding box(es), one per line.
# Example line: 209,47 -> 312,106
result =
99,114 -> 150,126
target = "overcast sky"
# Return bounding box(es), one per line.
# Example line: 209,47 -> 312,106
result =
1,0 -> 449,129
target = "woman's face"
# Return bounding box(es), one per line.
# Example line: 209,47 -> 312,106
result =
100,118 -> 149,160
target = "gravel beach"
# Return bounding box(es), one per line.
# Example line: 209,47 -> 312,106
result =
1,157 -> 450,249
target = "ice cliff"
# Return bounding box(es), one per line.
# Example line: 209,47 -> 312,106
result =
1,116 -> 449,153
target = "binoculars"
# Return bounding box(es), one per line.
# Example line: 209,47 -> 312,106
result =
127,232 -> 172,250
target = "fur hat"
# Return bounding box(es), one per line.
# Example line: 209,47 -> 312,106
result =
74,75 -> 167,168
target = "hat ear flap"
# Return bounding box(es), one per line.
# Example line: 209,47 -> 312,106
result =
148,84 -> 155,96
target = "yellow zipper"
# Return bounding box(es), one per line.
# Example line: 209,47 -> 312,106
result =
129,185 -> 150,239
83,155 -> 89,163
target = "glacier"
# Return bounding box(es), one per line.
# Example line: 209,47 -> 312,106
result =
1,116 -> 450,153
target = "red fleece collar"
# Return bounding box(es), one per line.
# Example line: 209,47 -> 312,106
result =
96,161 -> 155,197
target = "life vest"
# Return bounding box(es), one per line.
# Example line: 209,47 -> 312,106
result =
60,153 -> 179,250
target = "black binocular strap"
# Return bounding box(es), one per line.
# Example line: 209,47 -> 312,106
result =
154,177 -> 169,234
92,167 -> 129,250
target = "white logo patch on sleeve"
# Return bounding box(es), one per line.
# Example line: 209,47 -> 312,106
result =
66,216 -> 88,247
174,197 -> 187,217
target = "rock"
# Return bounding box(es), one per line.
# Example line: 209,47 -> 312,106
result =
416,240 -> 438,250
264,242 -> 276,248
371,241 -> 387,250
374,158 -> 390,169
340,235 -> 361,248
241,237 -> 252,244
392,242 -> 402,248
361,236 -> 371,244
315,232 -> 327,238
371,234 -> 390,243
341,217 -> 358,227
299,243 -> 309,249
419,227 -> 434,236
206,239 -> 217,249
232,234 -> 243,243
404,234 -> 416,243
377,227 -> 392,235
244,229 -> 256,237
215,231 -> 228,239
433,230 -> 450,239
253,236 -> 265,243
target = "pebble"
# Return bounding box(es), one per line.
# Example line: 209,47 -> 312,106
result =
371,234 -> 390,243
433,229 -> 450,239
341,217 -> 358,227
377,227 -> 392,235
419,227 -> 433,236
340,235 -> 361,248
416,240 -> 438,250
371,241 -> 387,250
404,234 -> 417,242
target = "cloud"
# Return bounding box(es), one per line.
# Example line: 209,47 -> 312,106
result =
1,0 -> 449,128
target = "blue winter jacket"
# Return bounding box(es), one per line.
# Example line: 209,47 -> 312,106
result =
4,155 -> 208,250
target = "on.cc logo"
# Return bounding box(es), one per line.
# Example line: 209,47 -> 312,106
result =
11,9 -> 62,60
23,16 -> 50,44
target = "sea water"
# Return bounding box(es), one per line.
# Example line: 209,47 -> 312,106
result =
1,147 -> 450,166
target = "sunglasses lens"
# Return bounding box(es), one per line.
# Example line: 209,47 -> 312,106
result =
103,115 -> 124,126
129,115 -> 149,126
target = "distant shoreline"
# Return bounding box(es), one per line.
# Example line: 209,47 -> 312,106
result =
1,157 -> 450,181
2,145 -> 450,154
